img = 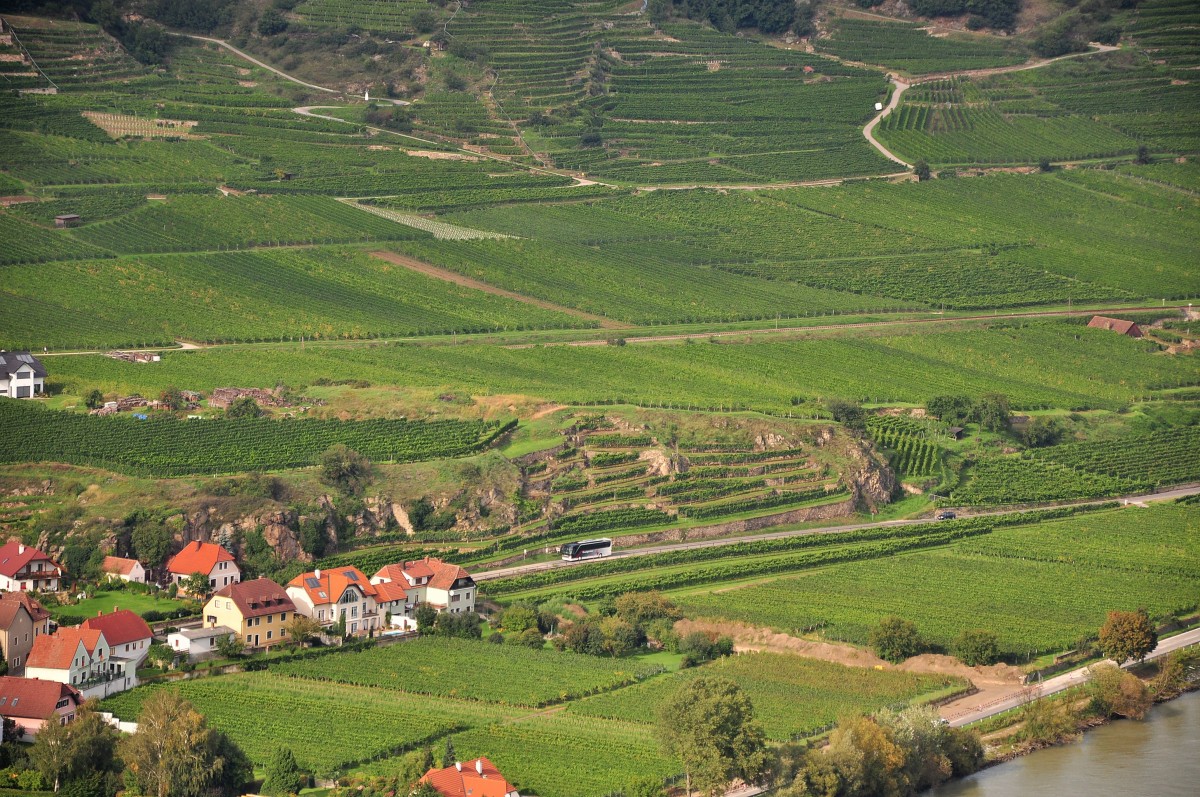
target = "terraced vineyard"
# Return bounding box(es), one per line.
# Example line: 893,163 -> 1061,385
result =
0,400 -> 512,477
677,504 -> 1200,658
816,16 -> 1027,75
568,651 -> 965,740
868,416 -> 944,478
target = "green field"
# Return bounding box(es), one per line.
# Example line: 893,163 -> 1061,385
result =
567,651 -> 965,740
676,503 -> 1200,658
816,16 -> 1027,74
50,590 -> 188,621
272,636 -> 664,707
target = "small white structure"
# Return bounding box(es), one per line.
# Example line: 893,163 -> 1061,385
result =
874,102 -> 884,111
168,625 -> 235,660
0,352 -> 46,398
101,556 -> 146,584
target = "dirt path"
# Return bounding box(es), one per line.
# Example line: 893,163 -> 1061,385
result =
169,34 -> 341,94
369,250 -> 629,329
863,79 -> 912,167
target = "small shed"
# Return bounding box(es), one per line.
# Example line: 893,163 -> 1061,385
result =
947,426 -> 965,440
1087,316 -> 1143,338
53,214 -> 81,228
168,625 -> 235,661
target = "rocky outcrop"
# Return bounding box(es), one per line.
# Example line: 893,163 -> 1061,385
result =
845,439 -> 898,512
180,504 -> 308,563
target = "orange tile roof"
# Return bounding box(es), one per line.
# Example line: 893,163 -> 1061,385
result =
28,628 -> 103,671
166,541 -> 235,577
81,609 -> 152,647
375,558 -> 474,591
0,541 -> 60,579
0,600 -> 29,631
420,758 -> 515,797
373,580 -> 410,604
0,592 -> 50,623
287,567 -> 377,607
0,677 -> 82,719
101,556 -> 141,576
213,578 -> 296,619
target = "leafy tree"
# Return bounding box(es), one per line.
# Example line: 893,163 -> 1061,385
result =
434,612 -> 482,639
1099,608 -> 1157,664
119,690 -> 251,797
414,603 -> 438,634
159,386 -> 185,411
1039,157 -> 1053,173
954,629 -> 1001,667
1014,693 -> 1077,744
1022,416 -> 1065,448
261,747 -> 305,796
411,8 -> 438,33
614,590 -> 681,626
409,783 -> 441,797
509,627 -> 545,649
975,393 -> 1011,433
30,704 -> 119,793
1088,663 -> 1152,720
393,747 -> 434,791
877,705 -> 975,791
814,714 -> 909,797
870,616 -> 925,663
28,714 -> 72,792
914,159 -> 931,181
297,516 -> 327,558
658,676 -> 769,796
443,737 -> 456,767
182,571 -> 213,598
283,614 -> 323,648
1153,648 -> 1198,700
599,616 -> 640,657
130,520 -> 172,569
826,398 -> 867,431
84,389 -> 105,410
499,604 -> 539,634
320,444 -> 372,495
926,394 -> 974,426
215,633 -> 246,658
257,8 -> 288,35
1135,145 -> 1150,165
225,396 -> 264,419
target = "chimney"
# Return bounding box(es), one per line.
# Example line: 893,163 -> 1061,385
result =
98,610 -> 103,617
475,760 -> 484,776
455,762 -> 462,772
18,544 -> 24,555
314,568 -> 321,579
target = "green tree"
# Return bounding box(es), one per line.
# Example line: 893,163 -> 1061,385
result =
393,747 -> 434,791
826,398 -> 866,431
131,520 -> 172,569
804,714 -> 908,797
159,386 -> 185,411
926,394 -> 974,426
118,691 -> 251,797
443,737 -> 456,767
261,747 -> 305,796
954,629 -> 1001,667
1088,662 -> 1152,720
320,444 -> 372,495
215,633 -> 246,658
1022,416 -> 1065,448
499,604 -> 539,634
870,616 -> 924,664
914,159 -> 931,181
508,627 -> 546,649
282,614 -> 322,648
257,8 -> 288,35
975,393 -> 1011,433
614,590 -> 681,626
182,571 -> 213,598
225,396 -> 264,419
1014,693 -> 1077,744
414,603 -> 438,634
658,676 -> 769,796
28,714 -> 72,792
84,389 -> 105,410
1099,608 -> 1157,664
30,704 -> 119,792
599,616 -> 640,657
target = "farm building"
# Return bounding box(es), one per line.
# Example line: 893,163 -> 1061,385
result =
0,677 -> 83,738
0,541 -> 62,592
0,351 -> 46,398
420,757 -> 520,797
204,578 -> 296,651
53,214 -> 80,228
166,540 -> 240,593
372,557 -> 476,616
1087,316 -> 1144,337
947,426 -> 965,440
168,625 -> 236,660
101,555 -> 146,583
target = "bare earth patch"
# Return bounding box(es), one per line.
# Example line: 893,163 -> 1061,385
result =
405,150 -> 482,161
82,112 -> 202,140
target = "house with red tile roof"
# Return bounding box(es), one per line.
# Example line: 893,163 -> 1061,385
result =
0,599 -> 34,675
419,757 -> 519,797
81,609 -> 153,669
0,591 -> 51,636
0,541 -> 62,592
203,578 -> 296,651
1087,316 -> 1144,338
286,567 -> 380,637
0,676 -> 83,738
372,558 -> 476,623
25,626 -> 133,699
100,556 -> 146,584
371,579 -> 414,630
166,541 -> 239,594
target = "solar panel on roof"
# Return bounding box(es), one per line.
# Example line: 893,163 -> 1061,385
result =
305,577 -> 320,588
17,355 -> 32,363
346,571 -> 359,581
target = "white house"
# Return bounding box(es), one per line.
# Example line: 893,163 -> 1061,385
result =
0,352 -> 46,399
168,625 -> 235,661
286,567 -> 380,637
26,626 -> 134,699
81,609 -> 153,670
165,541 -> 239,593
100,556 -> 146,584
372,557 -> 476,616
0,541 -> 63,592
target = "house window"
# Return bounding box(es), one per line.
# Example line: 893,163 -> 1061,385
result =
280,612 -> 287,622
351,607 -> 358,619
267,615 -> 273,624
267,631 -> 272,640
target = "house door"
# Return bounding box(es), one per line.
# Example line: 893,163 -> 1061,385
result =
252,634 -> 259,647
15,386 -> 29,398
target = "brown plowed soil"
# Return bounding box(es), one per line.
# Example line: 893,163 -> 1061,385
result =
370,250 -> 629,329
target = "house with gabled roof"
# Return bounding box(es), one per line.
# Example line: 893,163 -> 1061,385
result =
0,676 -> 83,738
101,555 -> 146,584
0,599 -> 34,674
26,626 -> 132,699
81,609 -> 153,670
419,757 -> 519,797
204,577 -> 296,650
165,540 -> 239,594
372,557 -> 476,617
1087,316 -> 1144,338
0,541 -> 63,592
286,567 -> 380,637
0,351 -> 46,398
0,591 -> 51,637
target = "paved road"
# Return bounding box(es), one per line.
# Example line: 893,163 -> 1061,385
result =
947,626 -> 1200,727
474,483 -> 1200,581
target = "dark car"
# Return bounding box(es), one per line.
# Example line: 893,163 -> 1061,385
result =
936,511 -> 957,520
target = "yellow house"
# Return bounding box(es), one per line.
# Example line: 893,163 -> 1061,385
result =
203,578 -> 296,651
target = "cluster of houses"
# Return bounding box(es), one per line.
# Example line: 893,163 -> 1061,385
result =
0,538 -> 477,744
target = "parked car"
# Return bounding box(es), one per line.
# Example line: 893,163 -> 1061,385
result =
936,511 -> 957,520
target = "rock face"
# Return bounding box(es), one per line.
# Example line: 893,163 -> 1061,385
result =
845,439 -> 899,512
181,505 -> 308,563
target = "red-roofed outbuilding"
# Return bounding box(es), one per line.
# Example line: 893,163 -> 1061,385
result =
1087,316 -> 1144,337
420,758 -> 519,797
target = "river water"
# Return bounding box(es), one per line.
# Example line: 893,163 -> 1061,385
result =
932,691 -> 1200,797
